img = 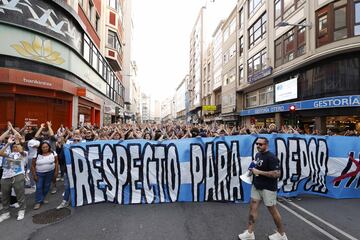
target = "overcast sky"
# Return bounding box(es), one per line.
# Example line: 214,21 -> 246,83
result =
132,0 -> 237,101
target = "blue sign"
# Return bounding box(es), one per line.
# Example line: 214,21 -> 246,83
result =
64,134 -> 360,207
240,95 -> 360,116
248,67 -> 273,83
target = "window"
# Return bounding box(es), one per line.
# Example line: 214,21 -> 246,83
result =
239,8 -> 244,28
239,36 -> 244,56
316,2 -> 360,47
95,13 -> 100,32
274,0 -> 305,25
230,18 -> 236,34
334,6 -> 347,40
259,86 -> 274,106
107,30 -> 122,53
246,85 -> 274,108
223,27 -> 230,42
248,49 -> 267,77
92,45 -> 98,70
248,13 -> 266,48
249,0 -> 263,16
229,43 -> 236,59
89,0 -> 94,22
223,52 -> 229,64
238,65 -> 244,84
354,1 -> 360,35
246,92 -> 257,108
109,0 -> 117,10
83,35 -> 90,63
275,23 -> 306,67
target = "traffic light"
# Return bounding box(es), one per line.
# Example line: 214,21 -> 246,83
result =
115,106 -> 120,116
289,105 -> 296,112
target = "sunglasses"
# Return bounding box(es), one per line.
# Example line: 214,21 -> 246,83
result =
256,142 -> 265,146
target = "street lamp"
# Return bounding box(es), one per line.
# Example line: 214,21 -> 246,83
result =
277,21 -> 312,29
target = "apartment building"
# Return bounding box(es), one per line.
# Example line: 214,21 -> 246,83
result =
221,7 -> 238,124
237,0 -> 360,133
188,7 -> 205,124
0,0 -> 131,129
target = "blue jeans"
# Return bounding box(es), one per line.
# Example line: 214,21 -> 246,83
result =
63,173 -> 70,202
35,170 -> 54,203
26,157 -> 35,187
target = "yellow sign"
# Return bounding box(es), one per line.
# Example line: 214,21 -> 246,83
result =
202,105 -> 217,111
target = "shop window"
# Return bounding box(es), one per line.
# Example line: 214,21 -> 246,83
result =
275,22 -> 306,67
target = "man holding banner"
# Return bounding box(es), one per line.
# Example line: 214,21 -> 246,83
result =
238,137 -> 288,240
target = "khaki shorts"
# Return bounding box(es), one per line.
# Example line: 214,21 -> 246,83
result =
251,185 -> 277,206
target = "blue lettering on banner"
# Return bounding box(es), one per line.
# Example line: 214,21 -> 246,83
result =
240,95 -> 360,116
64,135 -> 360,207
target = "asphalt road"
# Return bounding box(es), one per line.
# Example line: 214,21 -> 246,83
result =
0,187 -> 359,240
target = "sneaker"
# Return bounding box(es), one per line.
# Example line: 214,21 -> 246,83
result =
56,200 -> 69,210
33,203 -> 41,210
268,232 -> 288,240
238,230 -> 255,240
17,210 -> 25,221
51,187 -> 57,194
43,199 -> 49,204
0,212 -> 10,223
10,202 -> 20,208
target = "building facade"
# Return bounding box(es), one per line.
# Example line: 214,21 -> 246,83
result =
221,7 -> 238,124
237,0 -> 360,134
175,76 -> 187,122
0,0 -> 129,130
188,7 -> 205,124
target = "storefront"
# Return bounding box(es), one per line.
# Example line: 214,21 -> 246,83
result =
240,95 -> 360,133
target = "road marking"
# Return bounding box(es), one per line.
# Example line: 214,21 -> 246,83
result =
278,201 -> 340,240
283,199 -> 359,240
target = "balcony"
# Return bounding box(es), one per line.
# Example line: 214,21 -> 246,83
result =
105,46 -> 123,71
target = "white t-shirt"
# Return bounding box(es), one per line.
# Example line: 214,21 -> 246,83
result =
35,152 -> 57,173
27,139 -> 40,159
1,152 -> 27,179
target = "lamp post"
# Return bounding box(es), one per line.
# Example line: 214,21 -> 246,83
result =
277,21 -> 312,29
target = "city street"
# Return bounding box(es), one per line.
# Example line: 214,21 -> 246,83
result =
0,184 -> 359,240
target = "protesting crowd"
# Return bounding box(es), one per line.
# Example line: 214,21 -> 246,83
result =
0,120 -> 358,223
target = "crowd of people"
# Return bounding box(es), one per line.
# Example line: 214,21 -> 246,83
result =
0,120 -> 358,222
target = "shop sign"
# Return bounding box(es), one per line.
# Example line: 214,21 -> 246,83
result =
202,105 -> 217,111
23,78 -> 52,87
248,67 -> 273,83
240,95 -> 360,116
